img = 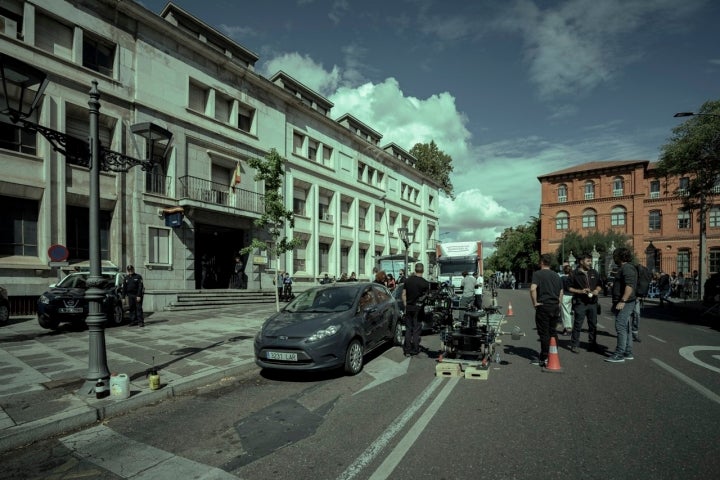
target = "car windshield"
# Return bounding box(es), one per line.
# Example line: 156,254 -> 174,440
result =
56,273 -> 115,289
285,286 -> 357,313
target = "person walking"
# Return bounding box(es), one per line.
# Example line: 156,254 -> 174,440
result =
473,272 -> 484,310
459,271 -> 476,310
559,265 -> 574,336
529,254 -> 562,367
401,263 -> 430,356
122,265 -> 145,327
568,254 -> 602,353
657,270 -> 671,306
606,247 -> 638,363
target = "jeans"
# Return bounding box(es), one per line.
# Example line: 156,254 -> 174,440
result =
128,296 -> 144,325
571,302 -> 597,347
612,300 -> 635,356
535,304 -> 559,361
404,307 -> 422,353
631,299 -> 641,336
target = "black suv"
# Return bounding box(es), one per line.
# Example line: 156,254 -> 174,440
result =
37,271 -> 126,330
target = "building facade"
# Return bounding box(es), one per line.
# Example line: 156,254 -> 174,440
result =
538,160 -> 720,280
0,0 -> 441,311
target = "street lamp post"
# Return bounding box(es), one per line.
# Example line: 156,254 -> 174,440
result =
398,227 -> 415,277
672,111 -> 720,301
1,54 -> 172,395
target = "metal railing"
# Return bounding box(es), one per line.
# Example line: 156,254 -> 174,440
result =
145,172 -> 171,196
178,175 -> 264,214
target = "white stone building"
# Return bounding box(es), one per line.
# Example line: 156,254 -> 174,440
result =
0,0 -> 442,311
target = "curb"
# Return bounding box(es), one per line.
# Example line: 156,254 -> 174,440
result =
0,359 -> 257,454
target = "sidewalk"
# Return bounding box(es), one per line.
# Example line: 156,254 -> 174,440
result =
0,303 -> 277,453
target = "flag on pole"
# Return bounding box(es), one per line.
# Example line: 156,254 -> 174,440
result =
232,161 -> 241,187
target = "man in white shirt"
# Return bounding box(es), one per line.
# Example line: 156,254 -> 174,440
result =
474,272 -> 484,309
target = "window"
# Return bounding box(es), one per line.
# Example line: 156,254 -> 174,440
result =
308,139 -> 318,161
678,177 -> 689,195
341,247 -> 349,275
35,11 -> 73,60
710,248 -> 720,274
0,1 -> 23,40
359,248 -> 367,275
677,210 -> 690,229
293,237 -> 307,273
709,207 -> 720,228
582,209 -> 596,228
0,196 -> 38,256
341,200 -> 351,225
189,81 -> 209,113
0,115 -> 37,155
322,145 -> 333,165
238,104 -> 255,133
584,181 -> 595,200
611,206 -> 626,226
82,34 -> 115,77
677,249 -> 690,274
556,211 -> 569,230
318,242 -> 330,273
293,132 -> 304,156
214,92 -> 232,123
650,180 -> 660,199
148,227 -> 171,265
649,210 -> 662,231
613,176 -> 624,197
293,186 -> 307,216
557,184 -> 567,202
67,206 -> 111,261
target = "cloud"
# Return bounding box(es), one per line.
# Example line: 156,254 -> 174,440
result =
219,24 -> 257,40
260,52 -> 342,96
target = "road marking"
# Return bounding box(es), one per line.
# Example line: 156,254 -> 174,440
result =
355,357 -> 410,395
678,346 -> 720,374
652,358 -> 720,406
336,377 -> 447,480
648,334 -> 667,343
368,377 -> 458,480
61,425 -> 240,479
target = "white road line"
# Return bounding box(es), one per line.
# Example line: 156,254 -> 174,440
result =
652,358 -> 720,406
368,378 -> 459,480
61,425 -> 240,479
336,377 -> 446,480
679,346 -> 720,374
648,334 -> 667,343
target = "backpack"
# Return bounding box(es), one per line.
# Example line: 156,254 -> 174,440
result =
635,264 -> 653,297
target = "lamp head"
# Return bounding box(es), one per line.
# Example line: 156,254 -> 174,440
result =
0,53 -> 49,121
130,122 -> 173,165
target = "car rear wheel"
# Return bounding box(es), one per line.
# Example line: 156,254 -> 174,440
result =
344,338 -> 364,375
38,315 -> 60,330
393,319 -> 404,346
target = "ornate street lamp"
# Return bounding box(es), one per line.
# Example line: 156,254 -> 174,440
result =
0,53 -> 172,395
398,227 -> 415,277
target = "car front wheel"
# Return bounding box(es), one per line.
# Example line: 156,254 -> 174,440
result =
109,303 -> 124,326
38,315 -> 60,330
344,339 -> 364,375
393,319 -> 404,346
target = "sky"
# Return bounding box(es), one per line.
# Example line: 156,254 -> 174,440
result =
137,0 -> 720,253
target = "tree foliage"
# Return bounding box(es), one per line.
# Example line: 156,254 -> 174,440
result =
409,140 -> 455,198
554,230 -> 630,272
656,99 -> 720,216
485,218 -> 540,273
241,148 -> 300,258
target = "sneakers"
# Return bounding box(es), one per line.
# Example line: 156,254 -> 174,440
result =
569,345 -> 580,354
624,353 -> 634,360
531,358 -> 547,367
604,354 -> 625,363
633,335 -> 641,343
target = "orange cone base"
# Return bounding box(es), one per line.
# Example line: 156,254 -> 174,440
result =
544,337 -> 563,372
507,302 -> 514,317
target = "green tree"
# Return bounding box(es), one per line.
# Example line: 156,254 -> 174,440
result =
655,99 -> 720,298
409,140 -> 454,198
555,230 -> 630,273
241,148 -> 300,310
485,218 -> 540,278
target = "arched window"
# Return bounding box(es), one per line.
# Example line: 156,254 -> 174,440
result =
649,210 -> 662,230
584,181 -> 595,200
613,176 -> 624,196
611,206 -> 626,226
677,210 -> 691,229
582,208 -> 596,228
556,211 -> 569,230
557,184 -> 567,202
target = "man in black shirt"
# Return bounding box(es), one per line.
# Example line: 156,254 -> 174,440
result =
122,265 -> 145,327
529,254 -> 562,367
401,263 -> 430,356
568,253 -> 602,353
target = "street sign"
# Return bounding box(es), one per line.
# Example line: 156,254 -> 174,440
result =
253,255 -> 267,265
48,261 -> 69,268
48,244 -> 70,262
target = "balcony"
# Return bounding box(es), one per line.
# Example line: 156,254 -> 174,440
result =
178,175 -> 264,214
145,172 -> 171,196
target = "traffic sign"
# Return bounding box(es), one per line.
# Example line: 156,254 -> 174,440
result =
48,261 -> 70,268
48,244 -> 70,262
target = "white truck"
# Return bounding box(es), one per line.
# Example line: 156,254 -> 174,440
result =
436,241 -> 483,293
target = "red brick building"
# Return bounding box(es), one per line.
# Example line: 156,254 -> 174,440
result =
538,160 -> 720,283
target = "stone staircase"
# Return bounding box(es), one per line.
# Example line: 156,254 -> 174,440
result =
163,290 -> 278,311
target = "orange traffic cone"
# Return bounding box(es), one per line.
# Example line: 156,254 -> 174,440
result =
544,337 -> 563,372
507,302 -> 514,317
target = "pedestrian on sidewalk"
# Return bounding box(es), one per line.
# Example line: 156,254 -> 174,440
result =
529,254 -> 562,367
122,265 -> 145,327
568,253 -> 602,353
606,247 -> 637,363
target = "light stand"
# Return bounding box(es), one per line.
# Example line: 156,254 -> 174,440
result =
1,53 -> 172,395
398,227 -> 415,277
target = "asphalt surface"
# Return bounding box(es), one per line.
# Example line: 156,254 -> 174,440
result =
0,303 -> 277,453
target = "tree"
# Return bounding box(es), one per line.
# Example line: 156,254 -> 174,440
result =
409,140 -> 455,198
656,99 -> 720,299
554,230 -> 630,273
241,148 -> 300,310
485,218 -> 540,280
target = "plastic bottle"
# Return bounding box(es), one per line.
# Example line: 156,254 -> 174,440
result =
95,378 -> 108,399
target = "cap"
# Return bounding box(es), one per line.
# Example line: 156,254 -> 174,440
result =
126,265 -> 134,271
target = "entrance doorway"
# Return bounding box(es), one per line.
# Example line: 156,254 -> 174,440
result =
195,225 -> 246,289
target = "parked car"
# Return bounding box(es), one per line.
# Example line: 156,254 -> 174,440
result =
37,271 -> 126,330
0,285 -> 9,324
254,282 -> 402,375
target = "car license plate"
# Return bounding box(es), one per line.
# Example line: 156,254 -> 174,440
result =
59,307 -> 83,313
266,351 -> 297,361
